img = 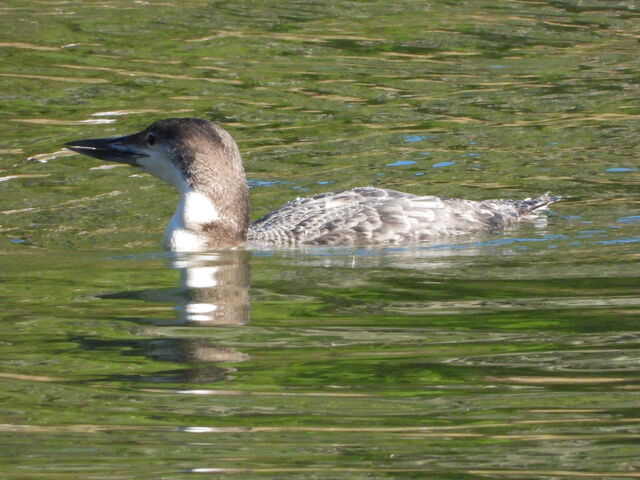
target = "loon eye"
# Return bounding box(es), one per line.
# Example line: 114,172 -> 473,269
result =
146,134 -> 156,146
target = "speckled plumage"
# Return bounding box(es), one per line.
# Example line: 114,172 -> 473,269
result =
248,187 -> 557,246
66,118 -> 560,252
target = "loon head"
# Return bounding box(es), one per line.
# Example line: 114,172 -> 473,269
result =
66,118 -> 250,250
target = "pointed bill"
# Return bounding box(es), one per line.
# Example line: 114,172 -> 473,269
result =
64,133 -> 148,166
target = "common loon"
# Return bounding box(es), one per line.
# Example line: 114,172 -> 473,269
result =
65,117 -> 559,252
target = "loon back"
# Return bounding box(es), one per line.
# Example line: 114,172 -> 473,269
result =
65,117 -> 560,252
248,187 -> 558,246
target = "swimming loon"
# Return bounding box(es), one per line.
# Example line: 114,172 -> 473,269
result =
65,117 -> 559,252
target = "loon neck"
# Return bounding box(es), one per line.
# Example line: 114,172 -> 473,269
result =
164,187 -> 248,251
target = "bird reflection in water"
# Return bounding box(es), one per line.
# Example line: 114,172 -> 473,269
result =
172,249 -> 251,326
94,249 -> 251,383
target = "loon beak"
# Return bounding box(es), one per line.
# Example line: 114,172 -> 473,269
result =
64,133 -> 148,166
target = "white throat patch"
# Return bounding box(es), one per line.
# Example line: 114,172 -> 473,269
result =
163,189 -> 220,252
181,189 -> 220,226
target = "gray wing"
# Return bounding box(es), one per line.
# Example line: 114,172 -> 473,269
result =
247,187 -> 556,247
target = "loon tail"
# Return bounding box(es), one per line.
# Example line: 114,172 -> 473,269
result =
517,192 -> 561,214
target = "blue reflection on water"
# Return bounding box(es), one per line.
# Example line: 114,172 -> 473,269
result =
403,134 -> 438,143
606,167 -> 637,172
598,237 -> 640,245
432,161 -> 455,168
617,215 -> 640,223
386,160 -> 416,167
248,179 -> 281,188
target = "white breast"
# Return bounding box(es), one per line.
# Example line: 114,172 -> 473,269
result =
163,226 -> 209,252
163,190 -> 220,252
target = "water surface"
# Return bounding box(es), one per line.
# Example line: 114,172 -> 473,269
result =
1,1 -> 639,478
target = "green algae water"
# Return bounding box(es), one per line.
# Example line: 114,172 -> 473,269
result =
1,1 -> 639,478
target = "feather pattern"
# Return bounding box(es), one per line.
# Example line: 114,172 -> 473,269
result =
248,187 -> 559,246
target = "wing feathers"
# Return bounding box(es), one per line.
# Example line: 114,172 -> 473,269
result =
247,187 -> 558,246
